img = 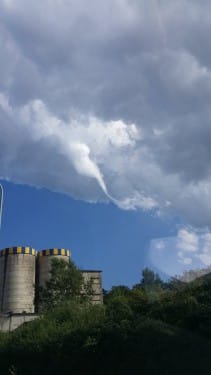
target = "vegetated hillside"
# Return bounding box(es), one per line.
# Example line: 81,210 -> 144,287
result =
179,267 -> 211,283
1,268 -> 211,374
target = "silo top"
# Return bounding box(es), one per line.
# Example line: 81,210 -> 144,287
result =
0,246 -> 37,256
38,248 -> 70,257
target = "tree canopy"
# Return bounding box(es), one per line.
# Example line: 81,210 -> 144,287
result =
1,266 -> 211,374
141,267 -> 162,285
37,258 -> 84,310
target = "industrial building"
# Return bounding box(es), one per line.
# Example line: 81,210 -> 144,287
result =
0,246 -> 103,331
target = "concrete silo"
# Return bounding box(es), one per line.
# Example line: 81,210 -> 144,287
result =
37,248 -> 70,288
81,270 -> 103,304
0,247 -> 36,314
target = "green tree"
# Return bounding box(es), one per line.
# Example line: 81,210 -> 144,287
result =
37,258 -> 85,311
141,267 -> 162,286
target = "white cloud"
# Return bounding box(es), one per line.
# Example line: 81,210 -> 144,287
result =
194,232 -> 211,266
202,233 -> 211,253
178,254 -> 193,265
149,228 -> 211,277
0,97 -> 146,206
155,240 -> 165,250
177,228 -> 199,253
196,253 -> 211,266
115,193 -> 158,211
176,228 -> 211,266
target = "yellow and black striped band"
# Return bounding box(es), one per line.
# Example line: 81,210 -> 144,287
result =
38,249 -> 70,257
0,247 -> 37,256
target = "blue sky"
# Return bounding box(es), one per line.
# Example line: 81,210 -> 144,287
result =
1,1 -> 211,288
0,180 -> 181,289
1,180 -> 210,288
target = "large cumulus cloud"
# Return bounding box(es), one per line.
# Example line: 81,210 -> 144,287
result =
1,0 -> 211,225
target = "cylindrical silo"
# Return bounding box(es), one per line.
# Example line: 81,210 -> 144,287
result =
81,270 -> 103,304
37,248 -> 70,288
0,247 -> 36,314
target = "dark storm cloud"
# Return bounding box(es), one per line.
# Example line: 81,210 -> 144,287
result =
1,0 -> 211,225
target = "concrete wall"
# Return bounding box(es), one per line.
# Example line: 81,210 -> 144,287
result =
0,313 -> 39,332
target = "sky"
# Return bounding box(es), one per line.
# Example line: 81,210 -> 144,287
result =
1,0 -> 211,288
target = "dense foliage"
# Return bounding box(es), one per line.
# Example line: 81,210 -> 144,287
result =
37,258 -> 85,310
1,267 -> 211,374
